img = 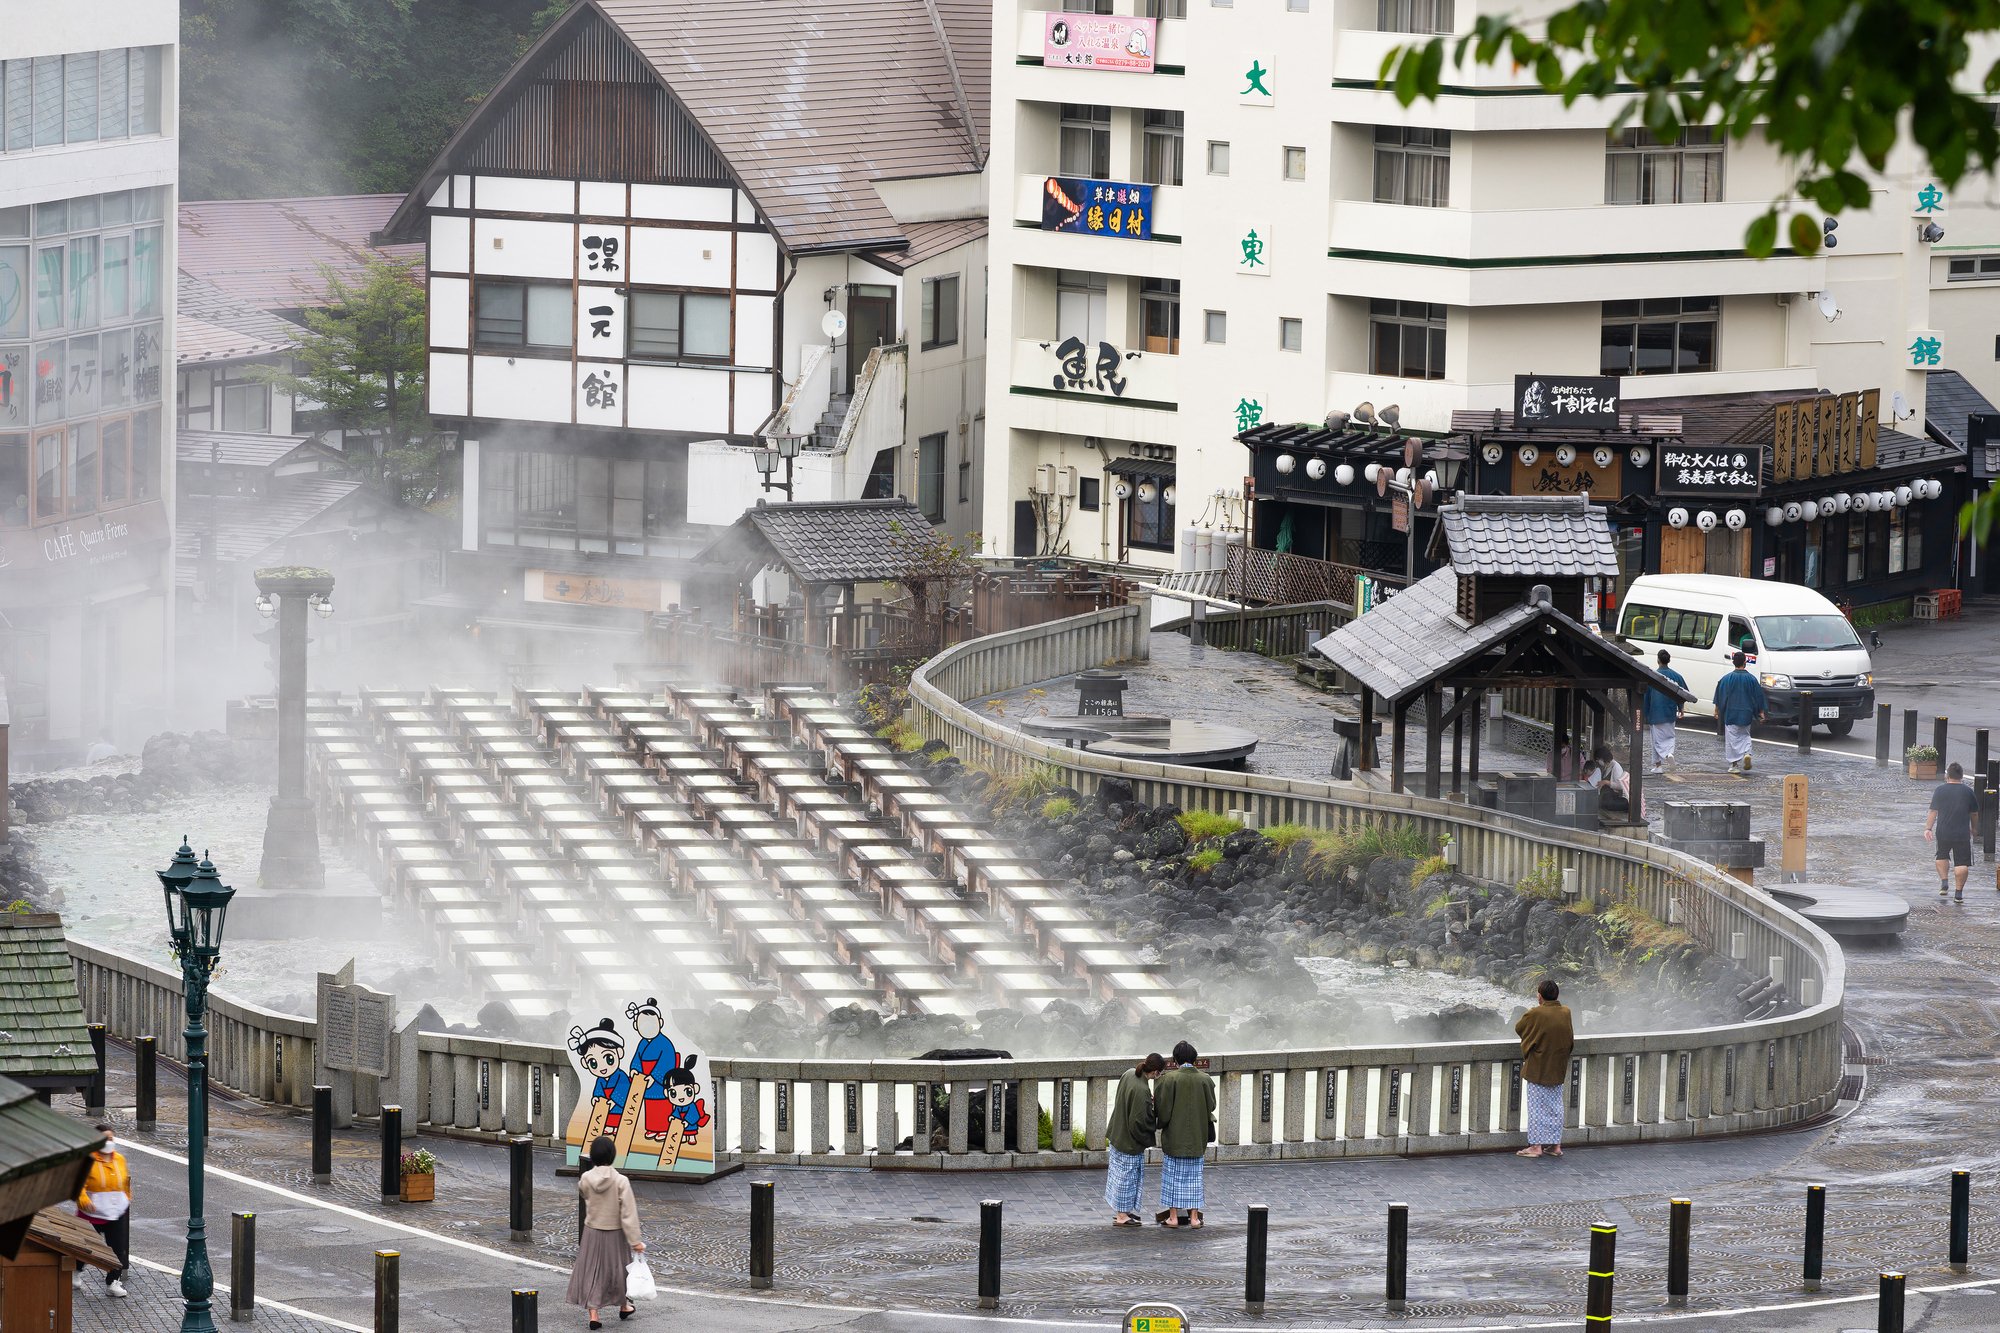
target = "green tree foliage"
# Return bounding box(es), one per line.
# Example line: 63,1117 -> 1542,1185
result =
1381,1 -> 2000,259
250,257 -> 450,508
180,0 -> 569,199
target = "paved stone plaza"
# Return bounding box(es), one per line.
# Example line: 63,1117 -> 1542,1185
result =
69,609 -> 2000,1330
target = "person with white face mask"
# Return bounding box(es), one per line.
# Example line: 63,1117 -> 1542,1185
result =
76,1124 -> 132,1297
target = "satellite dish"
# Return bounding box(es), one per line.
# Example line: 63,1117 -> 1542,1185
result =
1892,390 -> 1913,420
1815,291 -> 1840,322
821,309 -> 847,341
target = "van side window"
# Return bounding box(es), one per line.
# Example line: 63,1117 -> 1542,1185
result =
1727,616 -> 1754,654
1623,602 -> 1722,650
1620,603 -> 1662,640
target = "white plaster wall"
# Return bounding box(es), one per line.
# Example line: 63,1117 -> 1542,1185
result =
430,353 -> 470,416
737,232 -> 782,290
628,365 -> 731,432
629,228 -> 734,289
735,297 -> 776,370
632,184 -> 735,223
431,277 -> 471,348
471,355 -> 571,423
430,215 -> 472,274
472,218 -> 576,280
474,175 -> 576,214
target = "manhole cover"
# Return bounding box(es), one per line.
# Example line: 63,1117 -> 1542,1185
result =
306,1225 -> 350,1235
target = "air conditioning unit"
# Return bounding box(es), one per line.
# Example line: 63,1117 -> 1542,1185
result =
1055,466 -> 1077,498
1033,464 -> 1056,495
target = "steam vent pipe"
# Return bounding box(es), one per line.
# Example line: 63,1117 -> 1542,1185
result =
255,567 -> 335,892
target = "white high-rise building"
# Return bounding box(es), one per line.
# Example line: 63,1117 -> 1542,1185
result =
0,4 -> 178,758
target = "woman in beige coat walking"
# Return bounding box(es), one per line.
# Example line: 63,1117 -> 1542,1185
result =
567,1136 -> 646,1327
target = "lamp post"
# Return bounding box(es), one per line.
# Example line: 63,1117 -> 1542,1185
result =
253,567 -> 334,891
755,434 -> 802,500
158,838 -> 236,1333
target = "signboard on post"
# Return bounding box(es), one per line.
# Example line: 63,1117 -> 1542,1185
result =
1043,14 -> 1157,72
1514,374 -> 1620,430
1781,774 -> 1808,880
1125,1303 -> 1190,1333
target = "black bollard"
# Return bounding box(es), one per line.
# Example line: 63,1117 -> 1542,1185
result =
231,1212 -> 255,1322
1986,762 -> 2000,858
749,1181 -> 775,1290
1950,1170 -> 1971,1273
977,1200 -> 1002,1310
1878,1271 -> 1905,1333
1586,1223 -> 1616,1329
86,1023 -> 106,1114
312,1086 -> 333,1181
1666,1198 -> 1690,1308
1803,1184 -> 1826,1292
1877,703 -> 1893,767
136,1035 -> 157,1131
1977,730 -> 1991,788
379,1105 -> 402,1201
1798,693 -> 1814,753
374,1250 -> 400,1333
1386,1201 -> 1408,1314
1245,1204 -> 1269,1314
1935,716 -> 1950,772
1904,709 -> 1918,763
508,1136 -> 534,1240
511,1289 -> 537,1333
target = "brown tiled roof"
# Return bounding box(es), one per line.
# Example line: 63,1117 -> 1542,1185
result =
176,430 -> 328,470
597,0 -> 988,253
177,273 -> 302,364
868,216 -> 987,273
178,196 -> 423,313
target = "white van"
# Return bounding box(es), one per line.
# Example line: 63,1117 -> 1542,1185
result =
1614,574 -> 1875,735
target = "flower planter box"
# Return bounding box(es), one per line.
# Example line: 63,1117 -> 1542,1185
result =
1907,760 -> 1938,781
398,1172 -> 435,1203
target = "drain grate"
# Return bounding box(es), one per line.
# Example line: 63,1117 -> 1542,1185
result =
1835,1074 -> 1863,1101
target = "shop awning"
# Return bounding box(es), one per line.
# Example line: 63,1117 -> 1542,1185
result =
1106,456 -> 1176,484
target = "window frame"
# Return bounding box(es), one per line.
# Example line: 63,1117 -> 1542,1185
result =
1279,317 -> 1303,352
1604,126 -> 1724,205
1203,309 -> 1227,344
1123,478 -> 1176,553
1058,104 -> 1111,179
1139,277 -> 1180,354
1948,255 -> 2000,282
1283,146 -> 1307,181
1142,109 -> 1185,187
626,288 -> 732,363
473,279 -> 575,354
1600,296 -> 1719,376
1377,0 -> 1454,33
920,274 -> 960,351
1206,140 -> 1230,176
1366,299 -> 1447,380
917,431 -> 947,521
1372,126 -> 1451,208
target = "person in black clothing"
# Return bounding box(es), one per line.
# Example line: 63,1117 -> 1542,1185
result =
1925,761 -> 1981,901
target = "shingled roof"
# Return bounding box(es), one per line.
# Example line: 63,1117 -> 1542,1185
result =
0,915 -> 95,1089
0,1076 -> 105,1259
1436,495 -> 1620,579
697,499 -> 937,585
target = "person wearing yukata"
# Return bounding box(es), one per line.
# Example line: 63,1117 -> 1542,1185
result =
569,1019 -> 634,1147
661,1056 -> 710,1157
1712,651 -> 1767,774
625,998 -> 679,1144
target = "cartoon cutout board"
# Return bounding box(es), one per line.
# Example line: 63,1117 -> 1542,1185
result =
564,999 -> 713,1176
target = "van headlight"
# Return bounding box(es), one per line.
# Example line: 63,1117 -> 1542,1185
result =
1862,672 -> 1873,688
1760,672 -> 1793,690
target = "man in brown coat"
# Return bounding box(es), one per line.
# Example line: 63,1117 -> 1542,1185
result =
1513,977 -> 1574,1159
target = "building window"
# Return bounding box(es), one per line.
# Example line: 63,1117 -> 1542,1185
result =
1204,310 -> 1227,343
1064,0 -> 1114,11
1140,277 -> 1180,353
220,380 -> 271,433
176,367 -> 213,429
958,458 -> 971,503
860,447 -> 896,499
1948,255 -> 2000,281
1368,299 -> 1446,379
1142,0 -> 1186,18
1378,0 -> 1454,31
480,450 -> 687,555
1605,127 -> 1723,204
1287,0 -> 1308,11
1078,476 -> 1101,511
1283,146 -> 1307,181
1125,478 -> 1175,552
1143,110 -> 1184,186
917,432 -> 946,521
1600,296 -> 1718,376
628,290 -> 730,361
1279,317 -> 1303,352
0,434 -> 24,526
475,281 -> 573,351
1373,127 -> 1451,207
1059,104 -> 1111,178
1207,141 -> 1230,176
0,49 -> 164,152
921,275 -> 960,350
1056,270 -> 1108,346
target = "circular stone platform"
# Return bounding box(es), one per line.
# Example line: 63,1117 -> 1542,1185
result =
1764,881 -> 1911,939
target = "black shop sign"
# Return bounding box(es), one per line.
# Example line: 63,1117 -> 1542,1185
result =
1657,443 -> 1761,498
1515,373 -> 1620,430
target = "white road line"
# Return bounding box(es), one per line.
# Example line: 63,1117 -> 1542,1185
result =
125,1255 -> 372,1332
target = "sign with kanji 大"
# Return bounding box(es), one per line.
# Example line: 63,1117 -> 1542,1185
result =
1909,332 -> 1943,368
1044,14 -> 1157,73
1235,223 -> 1271,275
1237,54 -> 1274,103
1514,373 -> 1620,430
1657,443 -> 1761,498
1040,178 -> 1154,241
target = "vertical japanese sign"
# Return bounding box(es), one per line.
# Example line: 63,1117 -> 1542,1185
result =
1781,774 -> 1808,878
577,363 -> 623,425
577,287 -> 627,360
1043,14 -> 1157,73
1040,178 -> 1154,241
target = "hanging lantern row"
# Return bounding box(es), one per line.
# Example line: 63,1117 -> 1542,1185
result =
1271,456 -> 1446,491
1110,479 -> 1177,504
1758,478 -> 1945,526
1487,443 -> 1653,468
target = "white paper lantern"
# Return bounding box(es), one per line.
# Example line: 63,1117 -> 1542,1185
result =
1593,446 -> 1615,468
1802,500 -> 1821,522
1667,507 -> 1690,529
1482,442 -> 1505,465
1874,491 -> 1892,511
1518,446 -> 1540,467
1163,484 -> 1177,505
1334,463 -> 1356,485
1725,508 -> 1747,530
1922,478 -> 1941,499
1305,458 -> 1327,480
1895,484 -> 1912,506
1137,481 -> 1158,503
1114,480 -> 1133,499
1848,492 -> 1867,513
1395,467 -> 1413,486
1555,445 -> 1577,467
1696,509 -> 1718,531
1275,454 -> 1296,475
1784,501 -> 1803,522
1834,493 -> 1852,513
1766,507 -> 1785,527
1363,463 -> 1382,483
1629,445 -> 1652,467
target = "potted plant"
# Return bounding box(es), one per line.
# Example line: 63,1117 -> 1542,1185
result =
398,1147 -> 437,1202
1906,745 -> 1940,781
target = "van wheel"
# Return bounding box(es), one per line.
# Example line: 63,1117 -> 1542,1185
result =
1825,718 -> 1855,738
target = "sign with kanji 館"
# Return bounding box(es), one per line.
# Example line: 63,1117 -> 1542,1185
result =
1908,331 -> 1944,368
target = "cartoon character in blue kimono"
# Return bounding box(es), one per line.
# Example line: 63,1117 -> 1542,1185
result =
568,1018 -> 632,1145
663,1055 -> 709,1142
625,998 -> 679,1143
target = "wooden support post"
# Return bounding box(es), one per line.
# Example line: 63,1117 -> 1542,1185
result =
1467,691 -> 1482,789
1551,688 -> 1570,779
1391,696 -> 1410,794
1358,687 -> 1375,772
1424,688 -> 1444,801
1451,687 -> 1465,797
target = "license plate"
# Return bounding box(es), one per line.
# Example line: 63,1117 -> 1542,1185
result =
1818,706 -> 1840,719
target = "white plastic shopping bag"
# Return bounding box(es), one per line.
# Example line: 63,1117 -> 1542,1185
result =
625,1256 -> 658,1301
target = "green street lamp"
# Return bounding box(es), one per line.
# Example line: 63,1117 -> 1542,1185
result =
158,838 -> 235,1333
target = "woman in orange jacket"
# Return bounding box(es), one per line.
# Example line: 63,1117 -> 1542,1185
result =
76,1124 -> 131,1298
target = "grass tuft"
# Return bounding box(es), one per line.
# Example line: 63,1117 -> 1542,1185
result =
1040,796 -> 1076,820
1176,810 -> 1244,843
1188,847 -> 1224,873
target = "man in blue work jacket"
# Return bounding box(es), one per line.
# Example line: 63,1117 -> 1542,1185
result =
1643,648 -> 1689,774
1713,651 -> 1766,773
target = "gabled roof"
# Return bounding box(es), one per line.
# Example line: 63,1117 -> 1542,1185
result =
175,478 -> 369,578
385,0 -> 989,256
1312,568 -> 1694,705
0,915 -> 95,1086
1437,495 -> 1620,579
176,430 -> 331,470
0,1078 -> 104,1259
697,499 -> 936,585
866,216 -> 988,273
179,196 -> 421,313
1924,370 -> 1997,449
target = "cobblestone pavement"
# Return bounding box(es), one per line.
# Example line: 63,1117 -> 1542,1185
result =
64,613 -> 2000,1329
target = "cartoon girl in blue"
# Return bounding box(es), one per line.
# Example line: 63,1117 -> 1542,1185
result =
625,998 -> 679,1143
568,1018 -> 632,1142
663,1056 -> 709,1141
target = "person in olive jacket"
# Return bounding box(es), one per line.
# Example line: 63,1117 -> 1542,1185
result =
1152,1040 -> 1217,1228
1105,1052 -> 1165,1226
1514,978 -> 1575,1159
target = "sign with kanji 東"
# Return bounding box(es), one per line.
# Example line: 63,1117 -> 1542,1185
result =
1235,223 -> 1270,275
1040,178 -> 1154,240
1915,182 -> 1946,214
1514,374 -> 1620,430
1658,443 -> 1761,497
